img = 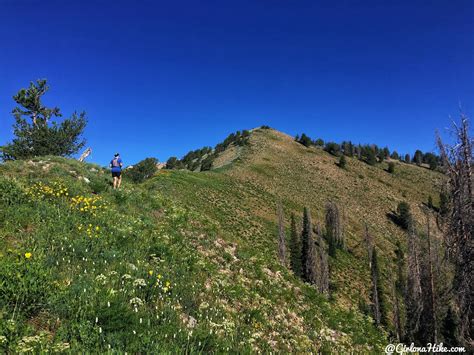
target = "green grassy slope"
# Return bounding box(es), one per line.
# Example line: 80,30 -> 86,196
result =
0,128 -> 442,352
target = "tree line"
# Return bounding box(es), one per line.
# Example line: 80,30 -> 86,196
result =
276,117 -> 472,348
165,130 -> 251,171
295,133 -> 440,169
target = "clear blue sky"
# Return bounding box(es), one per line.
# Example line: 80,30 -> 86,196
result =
1,0 -> 473,166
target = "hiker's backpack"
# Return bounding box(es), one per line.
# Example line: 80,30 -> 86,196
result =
111,157 -> 120,168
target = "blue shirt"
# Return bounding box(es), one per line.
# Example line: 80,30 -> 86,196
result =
111,157 -> 123,172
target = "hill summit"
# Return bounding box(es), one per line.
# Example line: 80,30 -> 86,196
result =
0,127 -> 442,352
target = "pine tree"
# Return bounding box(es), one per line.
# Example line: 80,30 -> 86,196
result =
305,228 -> 318,285
289,213 -> 302,277
413,150 -> 423,166
325,202 -> 344,253
405,154 -> 411,163
338,154 -> 347,169
441,307 -> 459,347
388,162 -> 395,174
1,79 -> 87,160
301,207 -> 312,281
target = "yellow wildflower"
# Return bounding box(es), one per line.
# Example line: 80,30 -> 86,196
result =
25,252 -> 32,259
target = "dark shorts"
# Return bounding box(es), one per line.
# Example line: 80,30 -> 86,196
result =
112,171 -> 121,178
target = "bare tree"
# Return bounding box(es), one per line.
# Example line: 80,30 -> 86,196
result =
405,224 -> 423,341
325,201 -> 344,251
436,115 -> 473,346
277,202 -> 287,266
78,147 -> 92,162
315,225 -> 329,294
419,213 -> 438,343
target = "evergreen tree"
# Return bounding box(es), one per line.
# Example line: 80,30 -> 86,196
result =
1,79 -> 87,160
325,202 -> 343,254
439,191 -> 449,217
413,150 -> 423,165
338,154 -> 347,169
304,227 -> 318,285
127,157 -> 158,183
396,202 -> 412,230
301,207 -> 312,280
314,138 -> 324,146
366,148 -> 377,165
289,213 -> 302,277
441,307 -> 459,347
388,162 -> 395,174
391,151 -> 400,160
298,133 -> 312,147
405,154 -> 411,163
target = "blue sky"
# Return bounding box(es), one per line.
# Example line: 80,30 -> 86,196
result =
1,0 -> 473,166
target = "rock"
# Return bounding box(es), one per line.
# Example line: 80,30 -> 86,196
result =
78,176 -> 90,184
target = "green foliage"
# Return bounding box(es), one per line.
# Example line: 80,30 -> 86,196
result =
0,177 -> 25,206
370,249 -> 387,326
301,207 -> 312,281
390,151 -> 400,160
439,191 -> 449,216
404,154 -> 411,163
289,214 -> 302,277
338,154 -> 347,169
1,79 -> 87,160
396,202 -> 412,230
324,142 -> 341,156
413,150 -> 423,166
165,157 -> 183,170
167,129 -> 250,171
365,148 -> 377,166
387,162 -> 395,174
89,175 -> 110,194
314,138 -> 324,146
127,157 -> 158,183
297,133 -> 312,147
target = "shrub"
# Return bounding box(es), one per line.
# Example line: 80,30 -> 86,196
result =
127,158 -> 158,183
298,133 -> 312,147
338,155 -> 347,169
89,176 -> 110,194
387,162 -> 395,174
324,142 -> 341,156
396,201 -> 412,229
0,177 -> 25,206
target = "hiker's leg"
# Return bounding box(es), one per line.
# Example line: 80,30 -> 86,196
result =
118,175 -> 122,188
113,177 -> 117,189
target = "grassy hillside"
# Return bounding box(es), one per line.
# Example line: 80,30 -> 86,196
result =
0,128 -> 442,352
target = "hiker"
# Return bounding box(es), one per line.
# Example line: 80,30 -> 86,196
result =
110,153 -> 123,189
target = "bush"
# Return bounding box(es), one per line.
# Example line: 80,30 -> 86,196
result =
387,162 -> 395,174
338,155 -> 346,169
324,142 -> 341,156
127,158 -> 158,183
396,202 -> 412,229
298,133 -> 312,147
0,178 -> 25,206
89,176 -> 110,194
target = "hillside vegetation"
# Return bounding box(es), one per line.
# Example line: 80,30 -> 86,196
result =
0,128 -> 443,352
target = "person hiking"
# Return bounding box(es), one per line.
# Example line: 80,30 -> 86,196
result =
110,153 -> 123,189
